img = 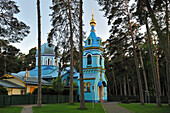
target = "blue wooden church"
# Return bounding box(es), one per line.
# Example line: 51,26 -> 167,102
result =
10,12 -> 107,102
77,13 -> 107,102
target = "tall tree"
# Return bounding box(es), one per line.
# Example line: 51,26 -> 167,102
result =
0,0 -> 30,43
37,0 -> 41,108
125,0 -> 144,105
136,0 -> 170,105
145,15 -> 161,107
97,0 -> 144,104
79,0 -> 85,109
49,0 -> 80,104
165,0 -> 170,106
68,0 -> 74,104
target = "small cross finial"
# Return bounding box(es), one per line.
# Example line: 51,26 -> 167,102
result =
92,9 -> 94,19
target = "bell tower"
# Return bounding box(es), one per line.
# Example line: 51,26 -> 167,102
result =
83,10 -> 105,70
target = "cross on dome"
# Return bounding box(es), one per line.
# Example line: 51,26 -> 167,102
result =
90,9 -> 96,26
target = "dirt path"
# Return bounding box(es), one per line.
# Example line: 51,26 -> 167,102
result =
102,102 -> 133,113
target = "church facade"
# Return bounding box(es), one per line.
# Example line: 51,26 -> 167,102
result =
77,13 -> 107,102
0,12 -> 107,102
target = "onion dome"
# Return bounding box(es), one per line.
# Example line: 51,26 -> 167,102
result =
83,9 -> 103,51
90,9 -> 96,26
36,43 -> 55,56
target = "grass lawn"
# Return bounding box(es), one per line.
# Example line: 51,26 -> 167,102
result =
33,103 -> 105,113
0,106 -> 23,113
119,103 -> 170,113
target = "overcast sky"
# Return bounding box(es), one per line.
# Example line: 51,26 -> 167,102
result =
13,0 -> 110,54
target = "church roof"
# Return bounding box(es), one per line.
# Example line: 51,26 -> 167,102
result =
83,13 -> 103,50
10,73 -> 50,85
42,66 -> 79,78
36,43 -> 55,56
0,79 -> 25,88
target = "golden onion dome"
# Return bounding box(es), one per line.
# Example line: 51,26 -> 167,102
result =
90,9 -> 96,26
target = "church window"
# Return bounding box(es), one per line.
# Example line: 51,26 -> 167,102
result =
63,79 -> 66,85
48,59 -> 50,65
45,58 -> 52,65
84,83 -> 86,91
87,55 -> 92,65
99,39 -> 101,46
87,37 -> 92,46
100,55 -> 102,65
86,82 -> 91,92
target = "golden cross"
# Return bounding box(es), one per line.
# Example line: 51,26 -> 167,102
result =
92,9 -> 94,19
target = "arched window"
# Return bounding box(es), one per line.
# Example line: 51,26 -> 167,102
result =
48,59 -> 50,65
99,40 -> 101,46
87,54 -> 92,65
100,55 -> 102,65
87,38 -> 92,46
63,79 -> 66,85
84,83 -> 86,91
46,58 -> 51,65
86,82 -> 91,92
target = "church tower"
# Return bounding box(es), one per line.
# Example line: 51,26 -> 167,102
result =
83,11 -> 104,70
82,10 -> 107,102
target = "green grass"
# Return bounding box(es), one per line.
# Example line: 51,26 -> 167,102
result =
33,103 -> 105,113
0,106 -> 23,113
118,103 -> 170,113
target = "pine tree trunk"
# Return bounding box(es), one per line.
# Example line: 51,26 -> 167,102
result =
58,93 -> 59,104
123,76 -> 127,96
125,0 -> 144,105
79,0 -> 85,109
133,84 -> 136,96
68,0 -> 74,104
144,2 -> 170,103
127,74 -> 131,96
112,68 -> 117,95
145,15 -> 162,107
37,0 -> 41,108
132,75 -> 136,96
154,37 -> 161,96
119,78 -> 123,96
165,0 -> 170,106
137,43 -> 149,100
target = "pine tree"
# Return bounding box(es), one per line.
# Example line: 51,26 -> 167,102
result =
37,0 -> 41,108
0,0 -> 30,43
49,0 -> 80,104
79,0 -> 85,109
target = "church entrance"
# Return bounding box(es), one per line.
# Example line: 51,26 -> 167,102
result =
98,81 -> 106,102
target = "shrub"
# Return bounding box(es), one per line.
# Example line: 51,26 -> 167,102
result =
0,87 -> 8,95
122,97 -> 130,103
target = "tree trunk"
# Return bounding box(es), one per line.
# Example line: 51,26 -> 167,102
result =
137,43 -> 149,100
154,37 -> 161,96
165,0 -> 170,106
127,74 -> 131,96
125,0 -> 144,105
58,93 -> 59,104
68,0 -> 74,104
132,74 -> 136,96
79,0 -> 85,109
145,15 -> 162,107
37,0 -> 41,108
123,76 -> 127,96
119,78 -> 123,96
112,68 -> 117,95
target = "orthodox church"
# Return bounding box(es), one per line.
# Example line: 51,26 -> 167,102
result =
77,13 -> 107,102
0,12 -> 107,102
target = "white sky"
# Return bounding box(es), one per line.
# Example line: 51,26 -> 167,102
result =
13,0 -> 110,54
